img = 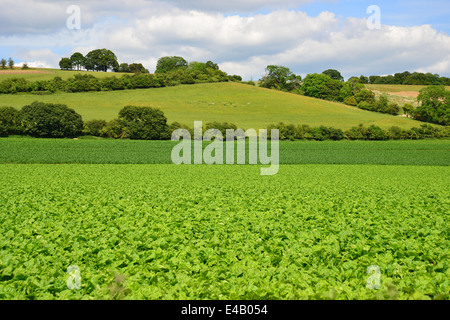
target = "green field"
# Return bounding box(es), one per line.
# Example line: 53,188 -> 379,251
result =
0,138 -> 449,166
0,82 -> 430,130
0,70 -> 448,301
0,164 -> 448,300
0,68 -> 129,82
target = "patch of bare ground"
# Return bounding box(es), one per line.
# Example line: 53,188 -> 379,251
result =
0,70 -> 53,74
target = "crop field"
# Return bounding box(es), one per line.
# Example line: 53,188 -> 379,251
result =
0,164 -> 448,300
0,82 -> 428,130
0,138 -> 449,166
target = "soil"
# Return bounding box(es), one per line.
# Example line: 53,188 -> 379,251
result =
0,70 -> 53,74
387,91 -> 419,98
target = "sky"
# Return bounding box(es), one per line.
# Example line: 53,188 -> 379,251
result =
0,0 -> 449,80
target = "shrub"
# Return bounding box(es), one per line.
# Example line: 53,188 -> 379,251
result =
357,101 -> 375,111
344,124 -> 368,140
100,119 -> 125,139
0,106 -> 22,136
388,126 -> 407,140
366,125 -> 388,140
204,121 -> 238,139
20,101 -> 83,138
344,96 -> 357,106
83,119 -> 107,136
119,106 -> 169,140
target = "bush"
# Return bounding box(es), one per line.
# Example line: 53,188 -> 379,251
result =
0,106 -> 22,136
100,119 -> 125,139
354,89 -> 376,104
344,124 -> 368,140
357,101 -> 375,111
204,121 -> 238,139
169,122 -> 193,137
344,96 -> 357,106
366,125 -> 388,140
119,106 -> 170,140
83,119 -> 107,136
387,126 -> 407,140
20,101 -> 83,138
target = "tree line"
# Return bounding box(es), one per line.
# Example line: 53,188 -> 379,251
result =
258,66 -> 449,126
355,71 -> 450,86
1,102 -> 448,140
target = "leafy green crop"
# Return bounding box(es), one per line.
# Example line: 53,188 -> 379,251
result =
0,164 -> 448,300
0,138 -> 448,166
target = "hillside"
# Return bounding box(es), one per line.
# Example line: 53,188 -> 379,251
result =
0,69 -> 439,130
0,68 -> 129,82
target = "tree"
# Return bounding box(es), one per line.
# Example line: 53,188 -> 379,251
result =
20,101 -> 83,138
118,106 -> 170,140
59,58 -> 73,70
259,65 -> 301,91
70,52 -> 86,71
118,63 -> 130,73
0,59 -> 6,69
206,61 -> 219,70
322,69 -> 344,81
84,49 -> 119,72
301,73 -> 342,101
359,75 -> 369,84
402,103 -> 414,118
354,89 -> 376,104
155,56 -> 188,74
129,63 -> 149,74
22,63 -> 29,70
0,106 -> 21,136
415,85 -> 450,125
8,58 -> 14,69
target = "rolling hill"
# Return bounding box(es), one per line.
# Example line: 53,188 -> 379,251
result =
0,69 -> 437,130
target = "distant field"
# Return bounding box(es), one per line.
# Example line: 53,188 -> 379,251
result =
0,138 -> 448,166
0,82 -> 429,130
365,84 -> 450,107
0,68 -> 128,82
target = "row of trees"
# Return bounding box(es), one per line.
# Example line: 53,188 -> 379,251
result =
1,102 -> 448,140
354,71 -> 450,86
59,49 -> 123,72
58,51 -> 243,83
1,58 -> 14,69
0,65 -> 237,94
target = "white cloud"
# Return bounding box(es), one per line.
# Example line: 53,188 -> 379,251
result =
1,2 -> 450,80
15,48 -> 60,68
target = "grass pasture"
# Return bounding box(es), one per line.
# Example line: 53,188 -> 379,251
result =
0,82 -> 430,130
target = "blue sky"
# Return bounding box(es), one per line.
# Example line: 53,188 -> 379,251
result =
0,0 -> 449,80
299,0 -> 450,33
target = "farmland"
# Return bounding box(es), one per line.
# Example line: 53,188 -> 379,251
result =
0,69 -> 448,301
0,81 -> 429,130
0,138 -> 449,166
0,164 -> 448,300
